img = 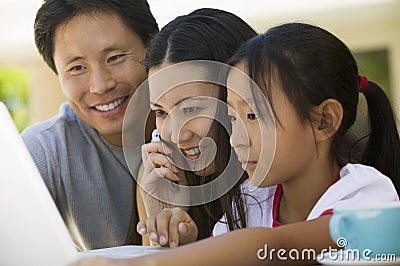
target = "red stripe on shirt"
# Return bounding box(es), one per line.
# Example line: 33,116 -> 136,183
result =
272,177 -> 339,227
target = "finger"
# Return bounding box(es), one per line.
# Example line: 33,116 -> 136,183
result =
168,216 -> 180,248
145,216 -> 159,243
179,220 -> 197,235
167,207 -> 193,247
151,167 -> 180,182
178,222 -> 190,236
141,143 -> 164,168
142,142 -> 172,157
138,167 -> 180,198
156,209 -> 173,246
173,207 -> 198,246
147,152 -> 179,173
178,221 -> 198,246
136,220 -> 147,236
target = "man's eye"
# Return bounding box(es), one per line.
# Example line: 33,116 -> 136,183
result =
108,54 -> 124,63
69,65 -> 85,73
183,107 -> 201,114
247,113 -> 258,120
153,110 -> 167,117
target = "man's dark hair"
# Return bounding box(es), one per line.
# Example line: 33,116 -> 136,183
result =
34,0 -> 158,73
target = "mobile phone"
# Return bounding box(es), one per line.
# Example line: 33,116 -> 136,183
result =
151,128 -> 179,192
152,128 -> 160,142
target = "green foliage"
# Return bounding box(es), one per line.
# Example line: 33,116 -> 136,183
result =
351,49 -> 391,136
354,49 -> 390,97
0,68 -> 30,131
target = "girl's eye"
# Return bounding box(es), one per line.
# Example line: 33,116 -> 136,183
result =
183,106 -> 201,115
247,113 -> 258,120
153,109 -> 167,118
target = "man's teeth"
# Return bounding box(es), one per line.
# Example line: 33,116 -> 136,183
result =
95,98 -> 125,112
183,147 -> 201,156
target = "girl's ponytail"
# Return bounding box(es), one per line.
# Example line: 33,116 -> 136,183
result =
361,80 -> 400,194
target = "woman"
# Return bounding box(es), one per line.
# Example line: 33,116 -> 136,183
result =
136,8 -> 257,246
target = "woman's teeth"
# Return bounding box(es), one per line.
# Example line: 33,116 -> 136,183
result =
183,147 -> 201,156
95,97 -> 125,112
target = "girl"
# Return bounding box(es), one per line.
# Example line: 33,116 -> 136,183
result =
71,22 -> 399,266
136,8 -> 256,246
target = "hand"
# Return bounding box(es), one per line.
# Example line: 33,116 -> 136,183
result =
139,142 -> 189,217
137,207 -> 198,248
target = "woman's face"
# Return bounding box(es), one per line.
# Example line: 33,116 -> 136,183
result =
148,63 -> 220,176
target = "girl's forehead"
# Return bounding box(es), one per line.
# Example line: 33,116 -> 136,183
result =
227,89 -> 248,104
227,63 -> 254,105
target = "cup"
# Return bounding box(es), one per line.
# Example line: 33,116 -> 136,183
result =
329,202 -> 400,258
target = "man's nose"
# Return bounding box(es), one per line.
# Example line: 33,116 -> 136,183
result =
89,66 -> 116,94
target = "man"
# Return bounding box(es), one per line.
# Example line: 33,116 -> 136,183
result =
21,0 -> 158,251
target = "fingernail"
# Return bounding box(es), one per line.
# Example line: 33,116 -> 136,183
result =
149,232 -> 158,241
169,241 -> 177,248
138,227 -> 146,235
179,223 -> 187,233
159,235 -> 167,245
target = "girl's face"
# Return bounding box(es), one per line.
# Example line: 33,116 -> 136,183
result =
227,61 -> 317,187
148,63 -> 220,176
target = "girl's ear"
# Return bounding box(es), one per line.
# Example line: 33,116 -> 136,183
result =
312,99 -> 343,142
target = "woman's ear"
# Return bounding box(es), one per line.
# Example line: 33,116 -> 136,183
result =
312,99 -> 343,142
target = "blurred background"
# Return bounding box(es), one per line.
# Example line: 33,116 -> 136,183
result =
0,0 -> 399,131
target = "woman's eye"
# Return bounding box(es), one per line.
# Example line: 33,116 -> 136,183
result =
183,106 -> 201,115
153,110 -> 167,117
247,113 -> 258,120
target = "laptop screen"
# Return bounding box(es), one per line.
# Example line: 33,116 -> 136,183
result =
0,102 -> 78,266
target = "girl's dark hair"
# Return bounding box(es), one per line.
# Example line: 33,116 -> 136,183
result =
229,22 -> 400,194
144,8 -> 257,238
34,0 -> 159,73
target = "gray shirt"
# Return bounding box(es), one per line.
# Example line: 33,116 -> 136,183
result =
21,103 -> 142,251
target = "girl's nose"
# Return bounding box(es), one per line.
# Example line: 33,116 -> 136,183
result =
230,119 -> 250,149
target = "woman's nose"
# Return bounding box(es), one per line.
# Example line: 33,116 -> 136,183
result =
162,114 -> 192,146
170,123 -> 193,146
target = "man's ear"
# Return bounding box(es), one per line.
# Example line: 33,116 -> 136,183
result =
312,98 -> 343,142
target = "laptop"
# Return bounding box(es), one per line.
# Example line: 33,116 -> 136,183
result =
0,102 -> 164,266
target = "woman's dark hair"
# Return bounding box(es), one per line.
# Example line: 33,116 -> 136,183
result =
229,22 -> 400,194
34,0 -> 159,73
144,8 -> 257,238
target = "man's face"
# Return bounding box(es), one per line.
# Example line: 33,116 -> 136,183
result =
53,11 -> 147,146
